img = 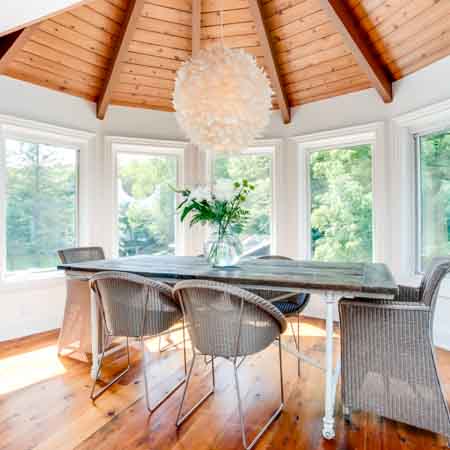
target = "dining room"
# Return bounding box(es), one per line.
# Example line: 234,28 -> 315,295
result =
1,1 -> 450,449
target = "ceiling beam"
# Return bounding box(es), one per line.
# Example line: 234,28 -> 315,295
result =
318,0 -> 392,103
0,26 -> 36,74
192,0 -> 201,57
248,0 -> 290,124
97,0 -> 146,120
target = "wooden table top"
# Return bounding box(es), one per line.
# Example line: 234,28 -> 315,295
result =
58,255 -> 398,298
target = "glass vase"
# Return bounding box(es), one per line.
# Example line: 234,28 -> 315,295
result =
204,228 -> 242,268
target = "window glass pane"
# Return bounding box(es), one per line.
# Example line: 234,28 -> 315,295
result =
418,130 -> 450,271
214,152 -> 272,257
117,152 -> 177,256
5,139 -> 78,272
310,144 -> 373,262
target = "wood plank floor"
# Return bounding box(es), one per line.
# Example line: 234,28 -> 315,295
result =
1,317 -> 449,450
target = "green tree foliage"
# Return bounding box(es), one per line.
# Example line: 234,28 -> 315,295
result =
117,154 -> 177,256
310,145 -> 373,263
6,140 -> 77,271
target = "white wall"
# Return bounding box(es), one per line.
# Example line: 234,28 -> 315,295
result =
1,55 -> 450,346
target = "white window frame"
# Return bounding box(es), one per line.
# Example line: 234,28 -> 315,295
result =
107,137 -> 187,257
0,114 -> 95,286
205,139 -> 282,255
291,122 -> 387,263
392,99 -> 450,283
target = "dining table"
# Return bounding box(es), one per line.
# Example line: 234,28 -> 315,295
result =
58,255 -> 398,440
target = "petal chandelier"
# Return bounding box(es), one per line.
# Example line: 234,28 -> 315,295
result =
173,41 -> 273,153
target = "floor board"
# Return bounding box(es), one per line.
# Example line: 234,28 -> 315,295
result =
0,318 -> 449,450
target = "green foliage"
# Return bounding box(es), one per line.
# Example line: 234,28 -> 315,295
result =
310,145 -> 373,263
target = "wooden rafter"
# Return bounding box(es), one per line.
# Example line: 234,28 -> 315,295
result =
97,0 -> 146,120
0,26 -> 37,74
248,0 -> 290,124
192,0 -> 201,58
318,0 -> 392,103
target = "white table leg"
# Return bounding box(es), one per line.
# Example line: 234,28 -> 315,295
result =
322,292 -> 340,440
90,289 -> 100,380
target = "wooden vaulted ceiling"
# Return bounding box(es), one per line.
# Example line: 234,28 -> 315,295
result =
0,0 -> 449,123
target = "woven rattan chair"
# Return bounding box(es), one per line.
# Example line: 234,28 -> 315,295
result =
89,271 -> 186,411
253,255 -> 310,376
57,246 -> 106,357
173,280 -> 287,450
339,257 -> 450,442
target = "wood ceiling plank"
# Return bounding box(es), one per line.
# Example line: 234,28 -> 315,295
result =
192,0 -> 201,57
23,40 -> 107,78
113,81 -> 172,98
125,51 -> 183,70
273,21 -> 336,54
283,54 -> 357,84
201,9 -> 254,26
121,62 -> 176,80
111,91 -> 174,109
112,99 -> 174,111
51,12 -> 118,47
16,50 -> 104,88
97,0 -> 147,119
265,0 -> 323,31
202,34 -> 261,49
202,0 -> 249,12
39,20 -> 112,57
107,0 -> 128,10
318,0 -> 392,102
6,60 -> 98,98
141,3 -> 192,26
89,0 -> 127,23
248,0 -> 290,123
352,0 -> 392,22
129,39 -> 190,60
280,42 -> 351,75
71,6 -> 123,35
133,29 -> 191,50
277,32 -> 343,65
0,26 -> 36,74
147,0 -> 192,12
31,30 -> 110,68
201,22 -> 256,40
119,72 -> 174,89
262,0 -> 308,19
137,17 -> 191,38
269,10 -> 329,41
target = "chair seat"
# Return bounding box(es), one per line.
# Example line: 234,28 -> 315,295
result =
273,293 -> 309,316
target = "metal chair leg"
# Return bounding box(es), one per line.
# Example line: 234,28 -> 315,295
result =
232,340 -> 284,450
90,336 -> 131,401
343,405 -> 352,424
176,352 -> 215,427
142,336 -> 186,414
288,315 -> 301,377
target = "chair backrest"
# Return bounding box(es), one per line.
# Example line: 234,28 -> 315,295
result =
89,271 -> 181,338
419,257 -> 450,308
173,280 -> 287,358
58,246 -> 105,264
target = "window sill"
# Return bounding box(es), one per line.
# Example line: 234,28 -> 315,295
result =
0,270 -> 65,292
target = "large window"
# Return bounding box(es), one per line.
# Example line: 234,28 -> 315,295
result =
116,151 -> 178,257
5,139 -> 78,273
309,144 -> 373,262
416,129 -> 450,271
213,150 -> 273,256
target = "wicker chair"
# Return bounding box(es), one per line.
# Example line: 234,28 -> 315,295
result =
255,255 -> 310,376
339,257 -> 450,442
173,280 -> 287,450
89,271 -> 186,411
57,246 -> 106,356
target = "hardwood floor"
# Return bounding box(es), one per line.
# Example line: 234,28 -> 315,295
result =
1,317 -> 449,450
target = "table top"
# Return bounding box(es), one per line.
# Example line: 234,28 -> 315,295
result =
58,255 -> 398,298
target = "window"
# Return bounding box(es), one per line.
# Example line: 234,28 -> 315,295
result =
416,129 -> 450,272
213,149 -> 273,257
5,139 -> 78,273
309,144 -> 373,262
116,151 -> 178,257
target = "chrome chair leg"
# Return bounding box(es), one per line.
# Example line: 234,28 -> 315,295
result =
142,336 -> 186,414
90,336 -> 131,401
176,351 -> 215,427
232,339 -> 284,450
